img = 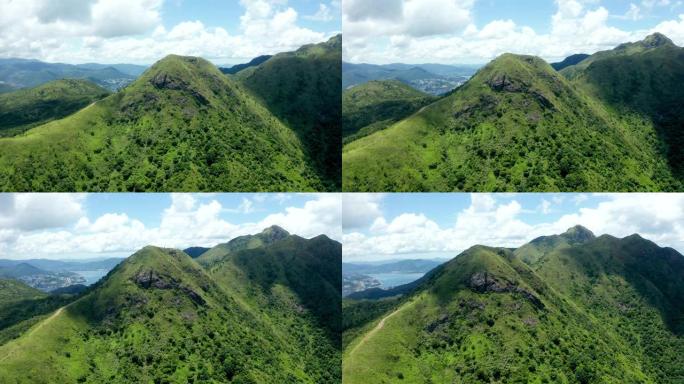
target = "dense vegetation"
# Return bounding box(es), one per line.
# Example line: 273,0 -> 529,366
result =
0,228 -> 341,384
342,80 -> 436,143
0,54 -> 325,192
0,79 -> 109,137
343,33 -> 683,192
0,279 -> 80,345
236,35 -> 342,190
343,226 -> 684,383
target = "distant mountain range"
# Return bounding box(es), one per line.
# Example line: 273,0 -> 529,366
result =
0,226 -> 341,383
0,58 -> 147,92
343,62 -> 479,95
343,226 -> 684,383
343,33 -> 684,192
0,257 -> 123,292
0,35 -> 341,192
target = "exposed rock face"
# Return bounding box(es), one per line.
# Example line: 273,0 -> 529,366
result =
468,272 -> 545,310
132,269 -> 206,306
426,313 -> 450,333
150,73 -> 210,105
487,74 -> 524,92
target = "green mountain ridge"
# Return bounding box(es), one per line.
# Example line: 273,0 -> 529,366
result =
236,34 -> 342,190
343,33 -> 683,192
343,79 -> 436,143
0,79 -> 109,137
0,53 -> 325,192
0,228 -> 342,383
343,227 -> 684,383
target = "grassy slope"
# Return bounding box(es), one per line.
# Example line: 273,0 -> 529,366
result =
0,237 -> 342,383
0,79 -> 110,137
236,35 -> 342,191
343,231 -> 684,383
0,55 -> 323,192
342,79 -> 436,144
343,52 -> 679,192
564,37 -> 684,179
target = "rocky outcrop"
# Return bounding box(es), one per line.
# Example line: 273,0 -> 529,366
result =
132,269 -> 206,306
468,272 -> 545,310
487,74 -> 524,92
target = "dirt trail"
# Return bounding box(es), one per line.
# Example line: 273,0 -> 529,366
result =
0,307 -> 64,362
28,307 -> 63,337
349,307 -> 402,356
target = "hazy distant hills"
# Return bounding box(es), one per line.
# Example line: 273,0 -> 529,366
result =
343,62 -> 478,95
0,36 -> 340,192
0,257 -> 123,292
0,227 -> 341,383
343,33 -> 683,192
0,58 -> 146,92
343,226 -> 684,383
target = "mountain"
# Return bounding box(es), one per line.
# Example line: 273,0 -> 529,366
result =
343,34 -> 683,192
0,263 -> 47,278
342,62 -> 477,95
0,58 -> 136,91
342,80 -> 436,143
0,79 -> 110,137
235,34 -> 342,190
550,54 -> 590,71
0,229 -> 341,383
196,225 -> 292,266
0,258 -> 125,272
0,54 -> 325,192
343,227 -> 684,383
182,247 -> 210,258
219,55 -> 272,75
562,32 -> 684,180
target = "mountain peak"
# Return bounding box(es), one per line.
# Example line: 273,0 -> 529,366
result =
641,32 -> 674,48
561,225 -> 596,243
260,225 -> 290,240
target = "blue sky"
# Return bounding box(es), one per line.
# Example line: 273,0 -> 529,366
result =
343,0 -> 684,64
343,193 -> 684,262
162,0 -> 339,36
0,0 -> 341,64
0,193 -> 341,260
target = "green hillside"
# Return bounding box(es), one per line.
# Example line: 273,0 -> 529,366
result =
0,229 -> 341,383
563,33 -> 684,179
343,226 -> 684,383
0,55 -> 324,192
236,34 -> 342,190
343,34 -> 682,192
343,80 -> 436,144
0,79 -> 109,137
0,279 -> 77,346
196,225 -> 291,266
